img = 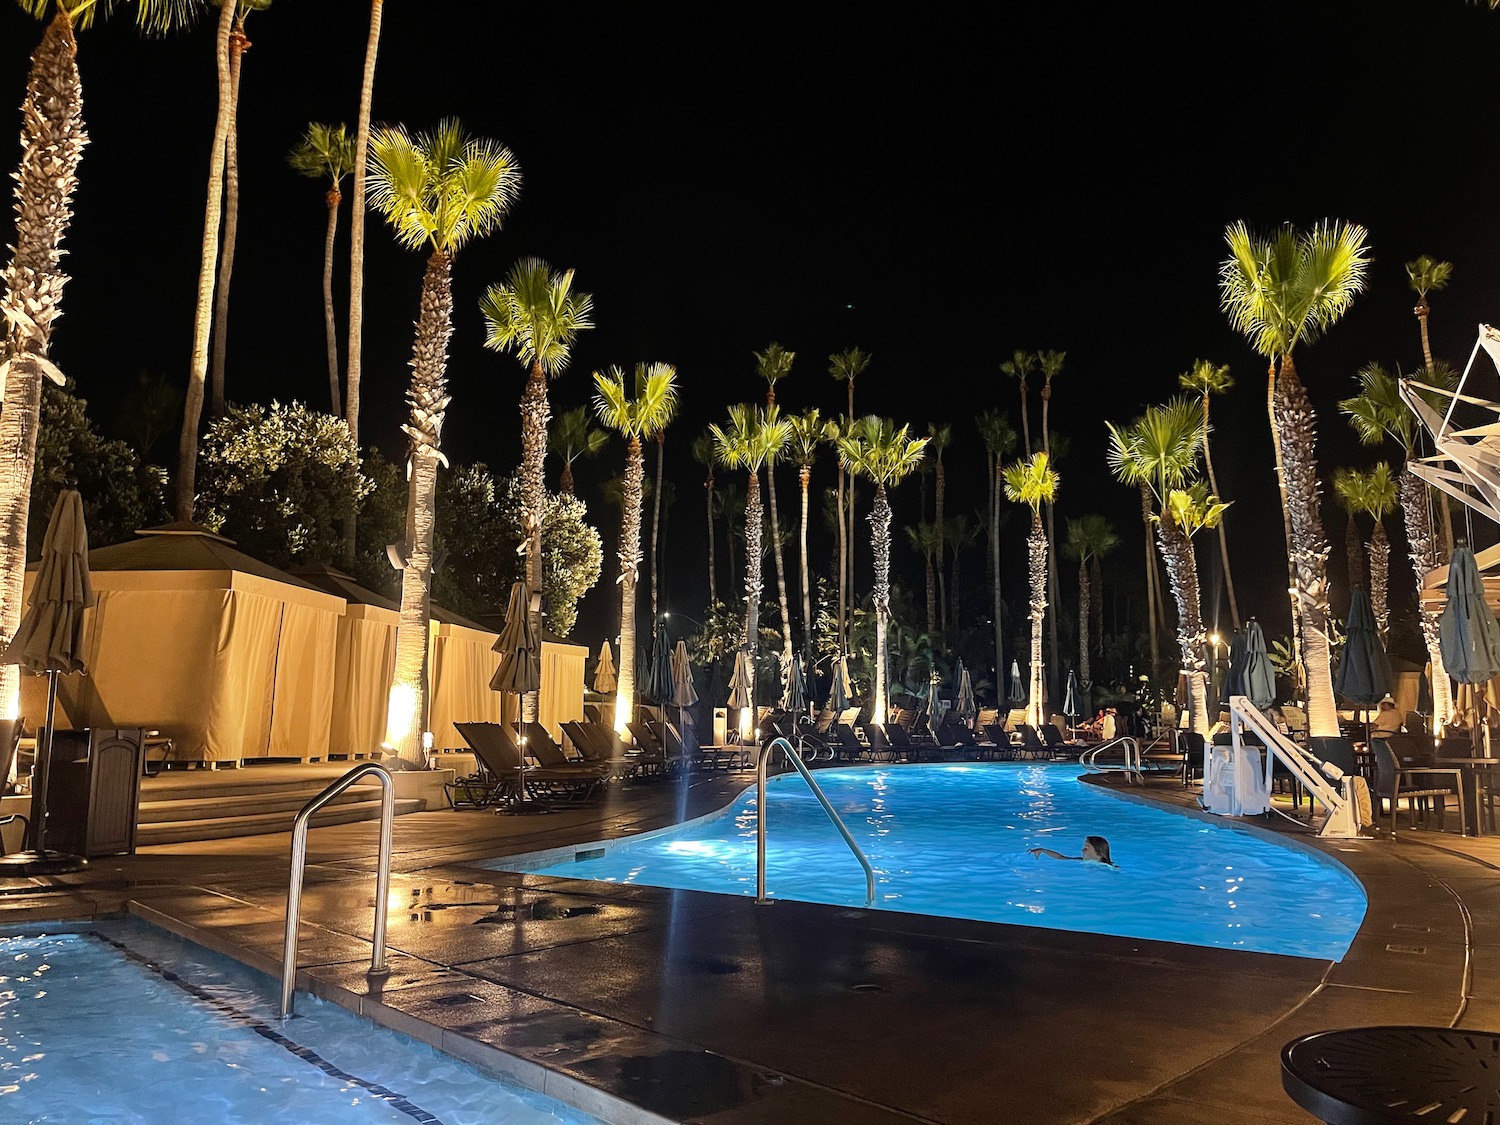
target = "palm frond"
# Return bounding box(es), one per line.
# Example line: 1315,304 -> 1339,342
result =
977,410 -> 1018,457
1002,451 -> 1059,510
480,258 -> 593,376
828,346 -> 872,384
755,342 -> 795,389
367,121 -> 520,255
1178,358 -> 1234,397
1406,254 -> 1454,297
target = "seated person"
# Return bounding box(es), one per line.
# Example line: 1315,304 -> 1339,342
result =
1371,698 -> 1403,739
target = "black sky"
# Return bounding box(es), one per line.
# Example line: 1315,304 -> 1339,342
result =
4,1 -> 1500,660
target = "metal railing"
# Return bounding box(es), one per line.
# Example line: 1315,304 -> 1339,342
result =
280,763 -> 394,1018
1081,736 -> 1141,781
756,736 -> 875,907
1226,696 -> 1361,839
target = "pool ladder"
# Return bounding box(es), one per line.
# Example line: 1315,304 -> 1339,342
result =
280,763 -> 394,1018
756,736 -> 876,907
1081,736 -> 1142,782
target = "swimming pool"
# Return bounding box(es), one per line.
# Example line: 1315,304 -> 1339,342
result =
0,918 -> 599,1124
493,764 -> 1367,960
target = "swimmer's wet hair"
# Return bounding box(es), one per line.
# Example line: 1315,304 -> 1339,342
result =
1085,835 -> 1117,867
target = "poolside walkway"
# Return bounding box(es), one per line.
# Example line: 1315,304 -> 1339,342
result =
2,763 -> 1493,1125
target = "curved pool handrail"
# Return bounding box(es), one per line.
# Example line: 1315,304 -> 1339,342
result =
756,735 -> 876,907
1083,736 -> 1140,780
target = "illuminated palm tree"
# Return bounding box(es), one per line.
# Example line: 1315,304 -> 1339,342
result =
691,432 -> 718,606
1406,255 -> 1453,371
755,344 -> 796,666
1219,219 -> 1371,738
829,347 -> 870,648
1108,400 -> 1220,735
1178,358 -> 1240,629
906,521 -> 940,635
1038,350 -> 1065,692
1064,515 -> 1119,694
548,405 -> 607,496
1003,453 -> 1059,727
711,405 -> 790,712
594,363 -> 679,734
1332,468 -> 1370,596
786,409 -> 826,663
481,258 -> 594,725
1334,464 -> 1398,639
977,411 -> 1018,685
841,418 -> 929,724
928,423 -> 952,633
1,0 -> 191,715
1000,350 -> 1037,454
287,121 -> 356,415
367,120 -> 520,763
1341,363 -> 1454,719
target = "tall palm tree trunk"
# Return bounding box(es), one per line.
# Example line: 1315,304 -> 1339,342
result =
319,185 -> 342,414
951,542 -> 962,632
1026,512 -> 1047,727
208,18 -> 248,417
992,458 -> 1004,689
923,545 -> 936,635
649,433 -> 664,621
1139,483 -> 1161,676
1275,354 -> 1337,738
1042,389 -> 1059,698
1399,467 -> 1453,726
1267,359 -> 1304,700
1370,521 -> 1390,642
1157,516 -> 1209,735
1345,515 -> 1364,592
845,382 -> 855,651
1077,558 -> 1092,688
799,465 -> 812,664
175,0 -> 237,521
766,465 -> 794,666
1201,396 -> 1240,628
1091,555 -> 1104,658
935,457 -> 947,633
870,483 -> 893,725
743,471 -> 764,705
341,0 -> 383,566
519,359 -> 550,726
387,250 -> 452,765
1018,387 -> 1031,455
0,10 -> 85,717
705,471 -> 717,607
836,460 -> 847,652
613,437 -> 644,734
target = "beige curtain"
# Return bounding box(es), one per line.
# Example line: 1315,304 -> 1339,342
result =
206,591 -> 284,761
270,600 -> 338,759
331,612 -> 396,758
427,622 -> 501,751
538,640 -> 587,741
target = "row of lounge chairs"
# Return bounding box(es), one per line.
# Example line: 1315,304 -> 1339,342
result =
760,706 -> 1082,764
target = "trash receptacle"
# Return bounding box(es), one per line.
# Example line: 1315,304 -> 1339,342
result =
44,728 -> 144,857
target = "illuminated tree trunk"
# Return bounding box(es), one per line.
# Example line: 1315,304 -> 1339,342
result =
386,250 -> 452,765
649,432 -> 663,621
1026,510 -> 1047,727
1400,467 -> 1453,726
0,10 -> 85,718
704,465 -> 717,606
320,185 -> 342,414
923,535 -> 936,635
1157,514 -> 1209,735
742,470 -> 764,706
1139,482 -> 1161,676
1370,520 -> 1390,642
176,0 -> 237,521
1275,354 -> 1337,738
935,452 -> 947,633
1200,393 -> 1241,629
1091,556 -> 1104,658
799,463 -> 812,665
208,18 -> 248,417
992,456 -> 1004,691
519,357 -> 549,726
836,458 -> 847,652
766,464 -> 793,666
1077,557 -> 1092,688
612,436 -> 644,734
342,0 -> 383,566
870,483 -> 892,725
1268,358 -> 1304,700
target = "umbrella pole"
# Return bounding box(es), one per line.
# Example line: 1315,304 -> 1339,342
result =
27,670 -> 58,854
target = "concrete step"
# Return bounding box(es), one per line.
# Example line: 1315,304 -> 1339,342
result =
137,785 -> 379,825
137,797 -> 425,846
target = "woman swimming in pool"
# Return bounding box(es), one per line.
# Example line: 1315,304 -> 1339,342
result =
1028,836 -> 1116,867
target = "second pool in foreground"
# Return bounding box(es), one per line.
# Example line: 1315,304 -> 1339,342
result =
491,764 -> 1367,960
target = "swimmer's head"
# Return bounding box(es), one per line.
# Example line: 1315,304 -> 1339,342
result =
1083,836 -> 1115,866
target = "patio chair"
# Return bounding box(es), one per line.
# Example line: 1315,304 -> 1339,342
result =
836,722 -> 868,761
860,721 -> 895,761
1372,737 -> 1465,838
982,723 -> 1017,761
562,720 -> 629,766
455,722 -> 606,805
883,721 -> 922,761
1038,723 -> 1078,759
934,716 -> 982,759
1015,724 -> 1050,760
0,717 -> 21,796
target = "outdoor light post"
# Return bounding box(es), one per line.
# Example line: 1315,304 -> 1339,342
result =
661,610 -> 704,631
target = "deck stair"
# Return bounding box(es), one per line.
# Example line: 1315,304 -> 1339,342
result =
135,764 -> 423,846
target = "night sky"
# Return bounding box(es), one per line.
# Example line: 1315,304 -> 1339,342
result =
4,1 -> 1500,662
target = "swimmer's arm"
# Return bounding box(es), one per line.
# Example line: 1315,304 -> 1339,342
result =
1026,847 -> 1075,860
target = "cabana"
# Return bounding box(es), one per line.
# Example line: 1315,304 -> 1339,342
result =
23,524 -> 344,765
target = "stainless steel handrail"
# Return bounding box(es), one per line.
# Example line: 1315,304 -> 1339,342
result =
756,735 -> 875,907
280,763 -> 394,1018
1082,736 -> 1139,779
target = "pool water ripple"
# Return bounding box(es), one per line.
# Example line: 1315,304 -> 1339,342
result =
501,764 -> 1366,960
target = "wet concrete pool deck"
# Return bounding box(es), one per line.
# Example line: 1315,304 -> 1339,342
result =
2,764 -> 1494,1125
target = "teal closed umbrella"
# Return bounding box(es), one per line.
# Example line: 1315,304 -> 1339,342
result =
1334,588 -> 1392,709
643,623 -> 673,705
1440,545 -> 1500,686
1241,621 -> 1276,710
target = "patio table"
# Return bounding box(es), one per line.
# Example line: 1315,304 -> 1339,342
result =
1282,1026 -> 1500,1124
1434,756 -> 1500,834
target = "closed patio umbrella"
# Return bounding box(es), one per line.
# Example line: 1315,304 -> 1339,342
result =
1334,587 -> 1393,714
643,623 -> 673,706
670,638 -> 698,753
727,648 -> 753,743
1064,669 -> 1082,721
780,654 -> 806,712
0,489 -> 95,875
955,660 -> 977,724
1008,658 -> 1025,707
1222,627 -> 1249,707
826,653 -> 852,712
1440,545 -> 1500,687
592,640 -> 616,694
490,580 -> 542,809
1241,620 -> 1276,710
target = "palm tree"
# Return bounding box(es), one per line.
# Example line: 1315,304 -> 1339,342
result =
840,418 -> 929,724
287,121 -> 356,416
754,344 -> 796,667
787,410 -> 825,663
208,0 -> 273,419
1,0 -> 190,714
1219,219 -> 1372,738
548,405 -> 607,496
341,0 -> 384,566
1341,364 -> 1454,720
1178,358 -> 1241,628
480,258 -> 595,726
1064,515 -> 1119,695
1332,468 -> 1369,596
1108,399 -> 1219,735
711,405 -> 790,713
366,120 -> 520,764
928,423 -> 952,633
1003,452 -> 1059,727
1000,350 -> 1038,454
1334,463 -> 1398,640
829,347 -> 870,649
691,432 -> 718,606
977,411 -> 1018,687
1406,255 -> 1453,371
593,363 -> 679,734
1038,350 -> 1065,695
947,513 -> 980,631
176,0 -> 243,520
905,521 -> 940,635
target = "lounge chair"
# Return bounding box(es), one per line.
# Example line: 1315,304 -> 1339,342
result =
455,721 -> 606,805
836,722 -> 868,761
934,716 -> 983,759
562,720 -> 631,770
1015,724 -> 1050,760
983,723 -> 1017,761
861,721 -> 896,761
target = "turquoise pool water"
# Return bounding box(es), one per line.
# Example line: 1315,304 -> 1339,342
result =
0,919 -> 598,1124
496,764 -> 1367,960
